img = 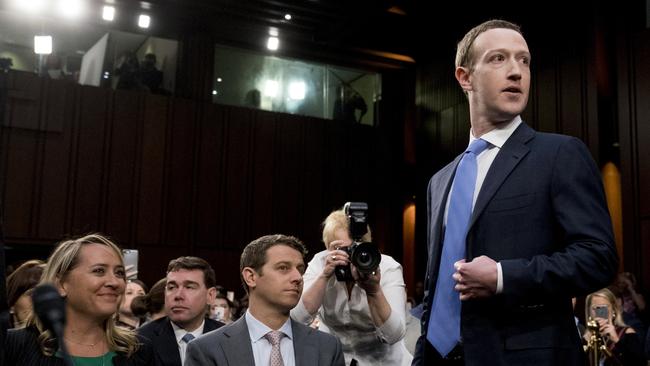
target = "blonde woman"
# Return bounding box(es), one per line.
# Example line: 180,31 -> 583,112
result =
291,208 -> 411,366
584,288 -> 645,366
5,233 -> 152,365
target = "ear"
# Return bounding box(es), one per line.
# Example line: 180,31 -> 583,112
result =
206,287 -> 217,304
56,277 -> 68,298
242,267 -> 257,291
455,66 -> 472,93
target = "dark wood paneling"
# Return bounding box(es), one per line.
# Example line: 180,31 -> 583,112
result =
70,86 -> 110,234
195,104 -> 226,247
248,111 -> 277,240
221,108 -> 253,249
272,115 -> 303,236
135,96 -> 169,245
163,99 -> 198,246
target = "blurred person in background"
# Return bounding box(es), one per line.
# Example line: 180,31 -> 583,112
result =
291,208 -> 411,366
132,278 -> 167,325
584,288 -> 645,365
6,259 -> 44,329
117,279 -> 148,330
4,233 -> 152,365
210,293 -> 235,325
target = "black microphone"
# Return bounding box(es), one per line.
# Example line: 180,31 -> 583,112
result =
32,284 -> 66,338
32,284 -> 73,366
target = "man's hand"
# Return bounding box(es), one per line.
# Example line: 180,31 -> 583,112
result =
453,255 -> 498,300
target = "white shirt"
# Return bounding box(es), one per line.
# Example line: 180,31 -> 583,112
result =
291,250 -> 412,366
245,311 -> 296,366
172,319 -> 205,366
443,115 -> 522,293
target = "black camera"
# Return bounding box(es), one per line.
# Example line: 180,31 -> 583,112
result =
334,202 -> 381,282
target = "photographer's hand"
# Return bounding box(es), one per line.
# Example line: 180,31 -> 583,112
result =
596,318 -> 619,344
352,266 -> 391,327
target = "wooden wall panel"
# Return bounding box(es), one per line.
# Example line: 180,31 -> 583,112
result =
70,86 -> 110,234
248,111 -> 277,240
300,117 -> 326,248
105,91 -> 142,242
195,104 -> 226,247
135,96 -> 169,245
36,82 -> 75,239
2,129 -> 38,237
272,115 -> 303,236
221,108 -> 253,249
163,99 -> 198,246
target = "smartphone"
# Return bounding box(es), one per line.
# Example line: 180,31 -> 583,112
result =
227,291 -> 235,302
122,249 -> 139,280
593,304 -> 609,321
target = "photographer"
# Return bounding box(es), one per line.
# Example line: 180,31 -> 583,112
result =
290,206 -> 411,366
584,288 -> 645,366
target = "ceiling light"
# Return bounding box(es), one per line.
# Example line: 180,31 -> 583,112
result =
34,36 -> 52,55
267,36 -> 279,51
58,0 -> 84,18
268,27 -> 279,37
288,81 -> 306,100
217,77 -> 222,82
102,5 -> 115,21
264,80 -> 279,98
212,90 -> 217,95
284,14 -> 292,20
138,14 -> 151,28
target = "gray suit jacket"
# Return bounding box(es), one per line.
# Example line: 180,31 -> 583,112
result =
185,316 -> 345,366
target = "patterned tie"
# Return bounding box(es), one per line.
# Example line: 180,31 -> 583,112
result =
426,138 -> 490,357
181,333 -> 195,343
264,330 -> 285,366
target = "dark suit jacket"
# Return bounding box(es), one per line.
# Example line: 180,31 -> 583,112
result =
5,325 -> 153,366
138,316 -> 224,366
413,123 -> 618,366
185,316 -> 345,366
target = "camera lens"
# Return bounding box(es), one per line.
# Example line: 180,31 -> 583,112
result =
351,242 -> 381,273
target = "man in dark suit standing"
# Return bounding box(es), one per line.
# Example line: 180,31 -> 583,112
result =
413,20 -> 618,366
139,256 -> 224,366
186,234 -> 345,366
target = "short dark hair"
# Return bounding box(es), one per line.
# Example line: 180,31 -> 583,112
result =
240,234 -> 307,293
167,256 -> 216,289
131,277 -> 166,318
455,19 -> 522,70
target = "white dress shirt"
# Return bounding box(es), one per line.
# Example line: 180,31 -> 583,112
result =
291,250 -> 412,366
443,115 -> 523,293
245,311 -> 296,366
172,319 -> 205,366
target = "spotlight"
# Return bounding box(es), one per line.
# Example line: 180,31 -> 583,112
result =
217,77 -> 222,82
264,80 -> 279,97
212,90 -> 218,95
58,0 -> 84,18
266,36 -> 279,51
138,14 -> 151,28
284,14 -> 292,20
34,36 -> 53,55
102,5 -> 115,21
288,81 -> 306,100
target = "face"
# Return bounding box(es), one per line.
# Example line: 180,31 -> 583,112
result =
59,244 -> 126,321
120,281 -> 145,315
327,228 -> 353,251
244,244 -> 305,313
459,28 -> 531,124
210,297 -> 231,321
165,269 -> 216,330
590,295 -> 613,323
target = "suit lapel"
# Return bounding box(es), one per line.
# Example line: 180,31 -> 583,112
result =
157,319 -> 183,366
426,156 -> 461,282
291,319 -> 316,365
222,317 -> 255,365
469,123 -> 534,230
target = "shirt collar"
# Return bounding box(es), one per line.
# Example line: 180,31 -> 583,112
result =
469,115 -> 522,149
171,319 -> 205,344
245,310 -> 293,343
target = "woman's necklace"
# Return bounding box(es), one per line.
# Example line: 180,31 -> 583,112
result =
64,336 -> 100,348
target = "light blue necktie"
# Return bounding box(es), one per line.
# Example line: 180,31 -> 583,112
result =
426,138 -> 490,357
182,333 -> 195,343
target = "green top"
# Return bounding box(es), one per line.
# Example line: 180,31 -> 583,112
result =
70,352 -> 116,366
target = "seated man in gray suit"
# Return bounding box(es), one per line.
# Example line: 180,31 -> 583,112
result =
139,256 -> 224,366
186,234 -> 345,366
